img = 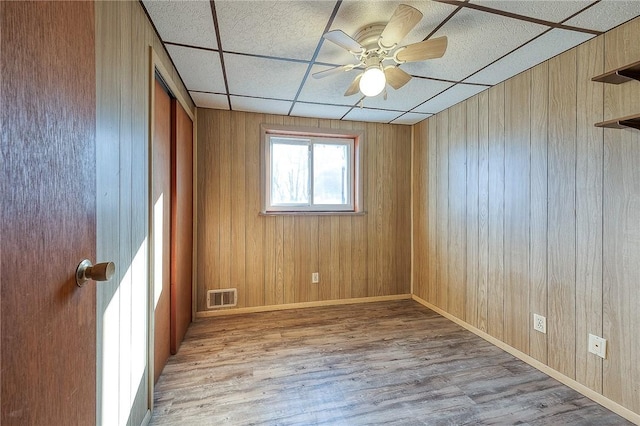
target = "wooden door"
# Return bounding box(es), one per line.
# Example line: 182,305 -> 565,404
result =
153,79 -> 172,383
170,100 -> 194,354
1,2 -> 96,424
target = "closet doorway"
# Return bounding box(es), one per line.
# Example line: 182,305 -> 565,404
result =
151,74 -> 194,384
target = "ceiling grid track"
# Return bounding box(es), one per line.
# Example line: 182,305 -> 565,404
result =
407,0 -> 604,117
209,0 -> 232,110
286,0 -> 344,117
142,0 -> 638,124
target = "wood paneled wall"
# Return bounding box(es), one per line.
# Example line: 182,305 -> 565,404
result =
95,1 -> 194,424
413,17 -> 640,417
196,110 -> 411,313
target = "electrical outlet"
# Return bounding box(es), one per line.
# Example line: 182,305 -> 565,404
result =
533,314 -> 546,334
312,272 -> 319,283
588,334 -> 607,359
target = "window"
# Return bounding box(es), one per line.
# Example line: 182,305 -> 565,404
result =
262,125 -> 363,213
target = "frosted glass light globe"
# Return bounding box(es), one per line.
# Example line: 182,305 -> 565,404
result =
359,66 -> 386,97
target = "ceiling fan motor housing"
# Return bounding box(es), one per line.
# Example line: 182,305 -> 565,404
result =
354,23 -> 387,51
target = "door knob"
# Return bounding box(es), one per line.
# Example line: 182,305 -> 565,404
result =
76,259 -> 116,287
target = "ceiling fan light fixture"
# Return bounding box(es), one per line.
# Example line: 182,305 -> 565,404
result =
359,65 -> 386,97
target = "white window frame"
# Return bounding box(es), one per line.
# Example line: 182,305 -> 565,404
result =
261,125 -> 364,214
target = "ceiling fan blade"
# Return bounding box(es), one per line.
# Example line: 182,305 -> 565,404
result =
323,30 -> 364,53
344,74 -> 362,96
312,64 -> 355,79
395,36 -> 448,63
379,4 -> 423,49
384,66 -> 412,90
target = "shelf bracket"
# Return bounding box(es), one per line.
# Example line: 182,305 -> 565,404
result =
595,114 -> 640,130
592,60 -> 640,84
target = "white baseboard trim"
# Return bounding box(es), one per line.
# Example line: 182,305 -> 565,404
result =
411,295 -> 640,425
195,294 -> 412,318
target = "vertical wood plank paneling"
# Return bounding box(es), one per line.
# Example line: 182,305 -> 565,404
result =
275,215 -> 285,305
504,70 -> 531,354
351,214 -> 368,297
575,37 -> 604,392
436,111 -> 449,310
465,96 -> 479,327
396,125 -> 412,294
477,91 -> 490,332
218,111 -> 232,294
350,121 -> 368,298
427,117 -> 438,304
412,120 -> 429,299
448,103 -> 467,320
603,18 -> 640,123
603,18 -> 640,415
196,109 -> 220,310
487,83 -> 505,341
265,114 -> 285,305
340,119 -> 354,299
283,215 -> 296,304
264,213 -> 277,306
95,1 -> 121,422
197,111 -> 412,310
529,61 -> 549,363
129,3 -> 150,421
330,216 -> 341,300
339,216 -> 353,298
318,216 -> 332,300
294,217 -> 307,302
548,50 -> 577,379
117,3 -> 133,419
603,126 -> 640,414
231,112 -> 246,307
245,113 -> 265,307
378,123 -> 392,295
367,122 -> 380,297
94,2 -> 192,422
410,17 -> 640,418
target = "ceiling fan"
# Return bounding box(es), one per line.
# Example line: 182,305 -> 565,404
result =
313,4 -> 448,98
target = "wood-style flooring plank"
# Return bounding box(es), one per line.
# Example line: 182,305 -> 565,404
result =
151,301 -> 629,425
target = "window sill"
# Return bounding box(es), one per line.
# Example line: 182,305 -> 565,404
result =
259,211 -> 367,217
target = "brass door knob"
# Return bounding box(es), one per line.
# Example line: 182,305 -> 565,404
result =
76,259 -> 116,287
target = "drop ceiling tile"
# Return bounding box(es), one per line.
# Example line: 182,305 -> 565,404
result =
215,1 -> 336,61
298,65 -> 362,106
142,0 -> 217,49
317,1 -> 458,66
563,1 -> 640,32
401,8 -> 548,81
343,108 -> 403,123
413,84 -> 487,114
291,103 -> 352,120
230,96 -> 292,115
166,45 -> 226,93
224,54 -> 309,100
471,1 -> 590,23
391,112 -> 432,125
362,76 -> 454,111
465,28 -> 594,85
190,92 -> 229,110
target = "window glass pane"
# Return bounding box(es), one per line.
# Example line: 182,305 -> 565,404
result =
271,140 -> 309,204
313,143 -> 349,205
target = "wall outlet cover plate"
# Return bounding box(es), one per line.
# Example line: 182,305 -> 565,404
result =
533,313 -> 546,334
588,334 -> 607,359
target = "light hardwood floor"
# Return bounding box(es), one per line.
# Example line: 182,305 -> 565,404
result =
151,300 -> 630,425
